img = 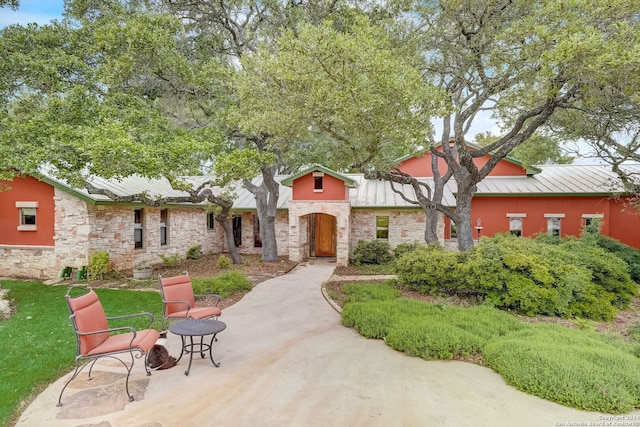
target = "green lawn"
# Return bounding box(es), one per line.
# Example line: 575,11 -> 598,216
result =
0,281 -> 164,427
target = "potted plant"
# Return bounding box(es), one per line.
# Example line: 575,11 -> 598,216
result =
133,265 -> 153,279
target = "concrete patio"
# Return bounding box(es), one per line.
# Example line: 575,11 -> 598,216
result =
15,259 -> 630,426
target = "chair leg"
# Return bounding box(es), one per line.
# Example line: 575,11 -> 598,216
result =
87,358 -> 99,380
144,352 -> 152,376
57,360 -> 84,407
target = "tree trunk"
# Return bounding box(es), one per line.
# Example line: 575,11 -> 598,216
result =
216,209 -> 242,264
454,183 -> 477,251
246,165 -> 280,262
424,208 -> 439,243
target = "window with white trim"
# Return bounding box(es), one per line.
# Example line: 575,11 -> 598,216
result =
134,208 -> 144,249
544,213 -> 565,237
506,213 -> 526,237
16,201 -> 38,231
376,216 -> 389,239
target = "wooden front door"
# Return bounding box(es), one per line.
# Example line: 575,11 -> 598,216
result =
313,213 -> 336,257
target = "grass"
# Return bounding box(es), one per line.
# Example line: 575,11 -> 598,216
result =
341,282 -> 640,414
0,270 -> 256,426
0,281 -> 164,427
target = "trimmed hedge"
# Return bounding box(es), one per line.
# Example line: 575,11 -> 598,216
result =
485,324 -> 640,413
340,285 -> 640,414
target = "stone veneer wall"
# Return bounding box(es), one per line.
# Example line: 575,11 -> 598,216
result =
85,204 -> 225,269
0,245 -> 57,279
287,200 -> 351,266
1,190 -> 229,278
349,209 -> 444,254
3,194 -> 441,279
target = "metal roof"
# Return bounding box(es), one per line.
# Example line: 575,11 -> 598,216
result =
474,163 -> 639,196
42,163 -> 639,209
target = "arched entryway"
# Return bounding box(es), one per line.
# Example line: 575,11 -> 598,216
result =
287,200 -> 350,266
310,213 -> 336,257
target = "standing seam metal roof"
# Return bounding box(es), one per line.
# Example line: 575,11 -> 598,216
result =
44,163 -> 639,209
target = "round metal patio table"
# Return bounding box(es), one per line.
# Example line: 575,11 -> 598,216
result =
169,318 -> 226,376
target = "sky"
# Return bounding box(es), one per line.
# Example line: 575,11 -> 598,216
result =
0,0 -> 65,27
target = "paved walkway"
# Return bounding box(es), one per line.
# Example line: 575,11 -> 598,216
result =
16,259 -> 629,426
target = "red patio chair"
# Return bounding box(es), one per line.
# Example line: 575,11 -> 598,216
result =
57,286 -> 159,406
158,271 -> 222,330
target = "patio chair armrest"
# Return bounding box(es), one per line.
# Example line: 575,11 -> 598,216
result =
77,326 -> 137,336
107,312 -> 156,328
195,293 -> 221,306
162,300 -> 192,310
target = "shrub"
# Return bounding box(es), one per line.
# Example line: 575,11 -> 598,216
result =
89,251 -> 110,280
485,324 -> 640,414
351,240 -> 393,265
186,245 -> 202,260
159,253 -> 180,268
559,240 -> 637,310
396,244 -> 463,293
217,255 -> 231,269
392,242 -> 422,259
191,271 -> 252,298
464,234 -> 634,320
596,235 -> 640,284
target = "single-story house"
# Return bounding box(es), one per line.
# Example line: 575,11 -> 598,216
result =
1,150 -> 639,279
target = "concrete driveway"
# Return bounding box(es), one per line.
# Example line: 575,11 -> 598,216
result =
16,259 -> 624,426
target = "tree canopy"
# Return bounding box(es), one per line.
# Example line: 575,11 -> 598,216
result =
1,0 -> 639,254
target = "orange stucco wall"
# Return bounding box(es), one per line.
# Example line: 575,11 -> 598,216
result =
398,148 -> 527,177
607,197 -> 640,250
468,196 -> 612,239
0,175 -> 55,246
291,173 -> 348,201
442,195 -> 640,249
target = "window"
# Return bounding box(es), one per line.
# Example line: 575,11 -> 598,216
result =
582,214 -> 604,233
232,216 -> 242,247
547,218 -> 561,236
544,214 -> 564,237
16,201 -> 38,231
376,216 -> 389,239
134,209 -> 144,249
506,213 -> 526,237
509,217 -> 523,236
207,213 -> 215,230
450,222 -> 457,239
253,215 -> 262,248
313,172 -> 324,192
160,209 -> 168,246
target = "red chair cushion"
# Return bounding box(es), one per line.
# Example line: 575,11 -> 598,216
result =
68,290 -> 110,355
161,275 -> 197,316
